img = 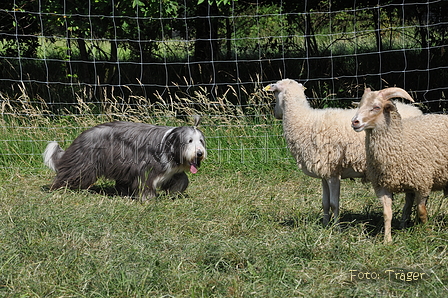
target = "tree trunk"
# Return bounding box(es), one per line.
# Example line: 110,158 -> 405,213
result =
106,40 -> 118,85
373,7 -> 383,52
194,2 -> 219,62
304,12 -> 318,56
77,38 -> 91,82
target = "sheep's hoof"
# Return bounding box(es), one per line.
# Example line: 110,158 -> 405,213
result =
322,215 -> 330,227
400,220 -> 410,229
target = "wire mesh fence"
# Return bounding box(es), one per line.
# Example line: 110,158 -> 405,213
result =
1,0 -> 448,169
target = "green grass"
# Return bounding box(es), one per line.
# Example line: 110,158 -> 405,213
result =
1,93 -> 447,297
1,162 -> 448,297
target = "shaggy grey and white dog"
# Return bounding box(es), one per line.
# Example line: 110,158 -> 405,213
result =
43,117 -> 206,200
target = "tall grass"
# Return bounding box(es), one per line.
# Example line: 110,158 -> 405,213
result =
0,86 -> 447,297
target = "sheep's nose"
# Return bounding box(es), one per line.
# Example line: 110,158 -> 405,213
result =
351,119 -> 359,126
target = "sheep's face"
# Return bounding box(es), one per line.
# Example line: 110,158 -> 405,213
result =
263,79 -> 306,119
351,87 -> 414,132
351,88 -> 386,132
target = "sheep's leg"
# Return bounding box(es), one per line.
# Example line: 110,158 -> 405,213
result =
415,194 -> 428,224
377,189 -> 393,243
400,192 -> 415,228
322,179 -> 331,226
322,177 -> 340,226
328,176 -> 341,225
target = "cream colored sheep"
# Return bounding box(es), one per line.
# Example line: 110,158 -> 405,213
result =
352,87 -> 448,243
264,79 -> 422,226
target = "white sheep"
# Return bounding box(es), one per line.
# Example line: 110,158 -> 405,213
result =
351,87 -> 448,243
264,79 -> 422,226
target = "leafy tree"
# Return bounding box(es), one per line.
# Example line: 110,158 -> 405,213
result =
0,0 -> 39,57
37,0 -> 181,87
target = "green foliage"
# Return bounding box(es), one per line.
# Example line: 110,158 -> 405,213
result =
1,1 -> 448,109
198,0 -> 235,6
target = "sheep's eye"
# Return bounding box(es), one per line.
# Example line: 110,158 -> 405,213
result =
188,139 -> 193,143
372,106 -> 381,111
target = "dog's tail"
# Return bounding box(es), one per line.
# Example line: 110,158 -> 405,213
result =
43,141 -> 65,171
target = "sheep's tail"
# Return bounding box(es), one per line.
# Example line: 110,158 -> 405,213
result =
43,141 -> 64,171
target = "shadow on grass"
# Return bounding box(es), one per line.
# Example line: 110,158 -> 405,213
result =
41,183 -> 187,201
277,209 -> 440,239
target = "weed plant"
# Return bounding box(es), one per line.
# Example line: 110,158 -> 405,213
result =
0,86 -> 447,297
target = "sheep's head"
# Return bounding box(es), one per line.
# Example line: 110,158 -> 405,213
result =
351,87 -> 414,132
263,79 -> 306,119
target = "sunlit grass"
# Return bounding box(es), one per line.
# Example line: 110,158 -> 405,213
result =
0,88 -> 447,297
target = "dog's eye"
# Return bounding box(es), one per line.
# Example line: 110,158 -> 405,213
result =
188,139 -> 193,143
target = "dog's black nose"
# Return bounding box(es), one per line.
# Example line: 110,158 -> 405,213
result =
197,150 -> 203,157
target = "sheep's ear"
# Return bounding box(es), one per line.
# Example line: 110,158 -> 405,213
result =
380,87 -> 414,102
384,101 -> 397,113
364,88 -> 372,94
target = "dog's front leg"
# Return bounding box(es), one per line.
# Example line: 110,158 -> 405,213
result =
139,179 -> 158,202
162,172 -> 189,196
125,176 -> 156,201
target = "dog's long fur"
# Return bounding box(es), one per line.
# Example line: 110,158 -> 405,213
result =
43,120 -> 206,200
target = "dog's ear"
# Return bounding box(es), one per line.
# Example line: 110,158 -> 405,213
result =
164,128 -> 180,154
193,115 -> 201,127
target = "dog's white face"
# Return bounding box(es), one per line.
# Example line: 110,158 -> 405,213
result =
182,127 -> 206,174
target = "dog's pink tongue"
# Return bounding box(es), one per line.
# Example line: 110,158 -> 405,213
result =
190,164 -> 198,174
